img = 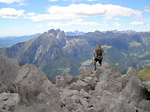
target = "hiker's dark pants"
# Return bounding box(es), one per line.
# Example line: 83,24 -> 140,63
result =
94,57 -> 102,65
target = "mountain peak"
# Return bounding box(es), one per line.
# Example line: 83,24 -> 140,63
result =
65,30 -> 84,36
47,29 -> 63,35
42,29 -> 65,40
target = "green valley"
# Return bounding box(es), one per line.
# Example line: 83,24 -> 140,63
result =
138,68 -> 150,81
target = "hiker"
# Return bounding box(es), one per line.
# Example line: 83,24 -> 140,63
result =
94,43 -> 105,70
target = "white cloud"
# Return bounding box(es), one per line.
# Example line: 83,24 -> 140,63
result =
0,8 -> 24,18
130,22 -> 144,26
28,3 -> 141,21
102,4 -> 141,20
47,19 -> 109,27
102,16 -> 113,20
144,9 -> 150,12
115,18 -> 120,20
113,22 -> 121,28
18,2 -> 28,6
144,7 -> 150,12
145,19 -> 150,22
67,19 -> 100,26
27,12 -> 36,16
0,0 -> 22,4
48,19 -> 100,27
48,22 -> 64,27
37,24 -> 42,28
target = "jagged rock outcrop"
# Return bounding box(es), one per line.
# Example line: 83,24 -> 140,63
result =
0,92 -> 19,112
14,64 -> 61,112
143,81 -> 150,92
56,72 -> 73,88
79,67 -> 93,77
0,54 -> 150,112
56,62 -> 150,112
0,55 -> 20,93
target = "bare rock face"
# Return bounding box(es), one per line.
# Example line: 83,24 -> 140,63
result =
0,55 -> 20,93
56,72 -> 73,88
14,64 -> 61,112
56,62 -> 150,112
79,67 -> 93,77
1,55 -> 150,112
143,81 -> 150,92
0,92 -> 19,112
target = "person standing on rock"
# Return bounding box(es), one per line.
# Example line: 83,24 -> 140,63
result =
94,43 -> 105,70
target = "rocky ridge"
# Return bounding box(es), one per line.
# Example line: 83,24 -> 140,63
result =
0,54 -> 150,112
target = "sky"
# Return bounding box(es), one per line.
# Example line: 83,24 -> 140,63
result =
0,0 -> 150,37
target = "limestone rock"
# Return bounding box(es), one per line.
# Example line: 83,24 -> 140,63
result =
80,98 -> 89,108
0,92 -> 19,112
0,54 -> 20,93
120,67 -> 146,104
138,99 -> 150,111
70,82 -> 83,91
61,88 -> 79,98
102,62 -> 111,69
14,64 -> 61,112
80,67 -> 93,77
62,72 -> 73,83
0,82 -> 7,93
126,67 -> 139,79
0,56 -> 150,112
70,79 -> 92,92
56,76 -> 68,88
143,81 -> 150,92
56,72 -> 73,87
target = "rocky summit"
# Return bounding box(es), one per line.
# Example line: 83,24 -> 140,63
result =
0,54 -> 150,112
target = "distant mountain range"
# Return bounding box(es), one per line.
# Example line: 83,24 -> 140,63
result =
0,29 -> 150,81
0,33 -> 40,48
65,30 -> 84,36
0,30 -> 84,48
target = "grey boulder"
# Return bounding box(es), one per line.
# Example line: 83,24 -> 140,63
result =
0,54 -> 20,93
14,64 -> 61,112
0,92 -> 19,112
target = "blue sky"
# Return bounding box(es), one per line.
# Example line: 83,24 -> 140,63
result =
0,0 -> 150,37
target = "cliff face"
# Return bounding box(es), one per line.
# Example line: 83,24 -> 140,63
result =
0,54 -> 150,112
0,55 -> 20,93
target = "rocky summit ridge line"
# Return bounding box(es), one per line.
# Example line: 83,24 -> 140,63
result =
0,54 -> 150,112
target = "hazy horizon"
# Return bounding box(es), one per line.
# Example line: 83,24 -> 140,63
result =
1,29 -> 150,38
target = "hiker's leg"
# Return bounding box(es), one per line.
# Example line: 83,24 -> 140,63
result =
94,61 -> 97,71
99,59 -> 102,66
94,58 -> 97,69
94,61 -> 96,68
